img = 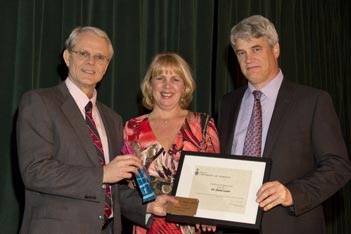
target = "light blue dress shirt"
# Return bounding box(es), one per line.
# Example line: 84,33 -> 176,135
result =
231,70 -> 284,156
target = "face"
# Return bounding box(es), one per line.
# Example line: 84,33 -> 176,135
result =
151,68 -> 185,111
63,31 -> 110,97
235,37 -> 280,89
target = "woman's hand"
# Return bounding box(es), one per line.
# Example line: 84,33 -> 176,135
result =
196,224 -> 216,232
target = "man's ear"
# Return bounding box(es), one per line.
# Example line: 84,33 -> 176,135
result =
273,43 -> 280,59
63,49 -> 70,67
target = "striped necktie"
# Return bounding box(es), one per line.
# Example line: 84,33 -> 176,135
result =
85,101 -> 112,222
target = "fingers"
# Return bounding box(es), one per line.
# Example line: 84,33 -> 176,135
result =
195,224 -> 216,232
164,195 -> 179,206
202,225 -> 216,232
256,181 -> 293,211
113,154 -> 143,169
154,194 -> 179,207
147,196 -> 216,231
146,195 -> 179,216
103,155 -> 143,183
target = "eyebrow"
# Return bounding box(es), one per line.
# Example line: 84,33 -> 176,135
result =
251,45 -> 262,49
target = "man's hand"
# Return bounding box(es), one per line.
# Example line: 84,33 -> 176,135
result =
256,181 -> 293,211
146,195 -> 179,216
103,155 -> 143,183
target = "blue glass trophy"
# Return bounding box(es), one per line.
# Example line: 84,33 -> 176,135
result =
121,142 -> 155,203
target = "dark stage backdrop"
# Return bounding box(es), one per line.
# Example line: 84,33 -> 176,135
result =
0,0 -> 350,233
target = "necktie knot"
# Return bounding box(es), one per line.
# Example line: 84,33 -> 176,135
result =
85,101 -> 94,124
253,90 -> 262,100
85,101 -> 93,112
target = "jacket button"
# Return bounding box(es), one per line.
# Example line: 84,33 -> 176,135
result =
99,215 -> 103,220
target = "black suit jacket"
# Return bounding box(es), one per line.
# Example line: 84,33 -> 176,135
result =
218,79 -> 351,234
17,82 -> 146,234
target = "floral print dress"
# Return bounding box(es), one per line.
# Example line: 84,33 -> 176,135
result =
123,112 -> 220,234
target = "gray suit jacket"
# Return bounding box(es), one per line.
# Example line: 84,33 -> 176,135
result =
218,79 -> 351,234
17,82 -> 146,234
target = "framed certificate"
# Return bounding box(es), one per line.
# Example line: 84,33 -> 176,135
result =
166,151 -> 271,231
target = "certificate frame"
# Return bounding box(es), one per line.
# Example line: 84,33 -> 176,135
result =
166,151 -> 271,231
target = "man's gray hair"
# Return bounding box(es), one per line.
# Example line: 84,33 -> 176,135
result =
230,15 -> 279,50
65,26 -> 114,59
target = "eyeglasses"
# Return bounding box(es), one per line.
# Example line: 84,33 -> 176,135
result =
70,50 -> 109,64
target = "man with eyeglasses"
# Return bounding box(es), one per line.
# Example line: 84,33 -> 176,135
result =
17,26 -> 177,234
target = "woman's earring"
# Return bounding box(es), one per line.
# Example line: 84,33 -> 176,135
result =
180,97 -> 185,106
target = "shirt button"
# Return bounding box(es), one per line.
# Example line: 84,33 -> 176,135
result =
102,184 -> 106,189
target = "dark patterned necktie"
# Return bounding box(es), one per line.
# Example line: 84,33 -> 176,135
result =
85,101 -> 112,222
243,90 -> 262,157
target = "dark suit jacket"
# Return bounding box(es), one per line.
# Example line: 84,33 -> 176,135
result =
17,82 -> 147,234
218,79 -> 351,234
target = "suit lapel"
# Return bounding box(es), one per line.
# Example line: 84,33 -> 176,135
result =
263,80 -> 295,158
57,83 -> 101,166
225,87 -> 246,154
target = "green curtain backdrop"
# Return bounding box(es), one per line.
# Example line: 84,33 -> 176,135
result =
0,0 -> 349,233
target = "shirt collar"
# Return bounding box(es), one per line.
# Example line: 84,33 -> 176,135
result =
65,78 -> 98,114
247,69 -> 284,100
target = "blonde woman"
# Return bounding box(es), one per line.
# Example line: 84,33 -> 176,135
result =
123,52 -> 219,234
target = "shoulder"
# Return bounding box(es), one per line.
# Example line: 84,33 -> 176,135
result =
124,114 -> 149,131
282,80 -> 332,103
187,112 -> 215,128
188,112 -> 210,121
125,114 -> 148,126
127,114 -> 148,122
278,80 -> 337,121
21,84 -> 61,99
19,84 -> 65,110
123,114 -> 150,141
218,86 -> 247,115
220,86 -> 247,106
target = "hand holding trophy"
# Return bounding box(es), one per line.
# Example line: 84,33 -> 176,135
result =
122,142 -> 156,203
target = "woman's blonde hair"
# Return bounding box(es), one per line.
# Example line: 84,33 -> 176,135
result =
141,52 -> 195,110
